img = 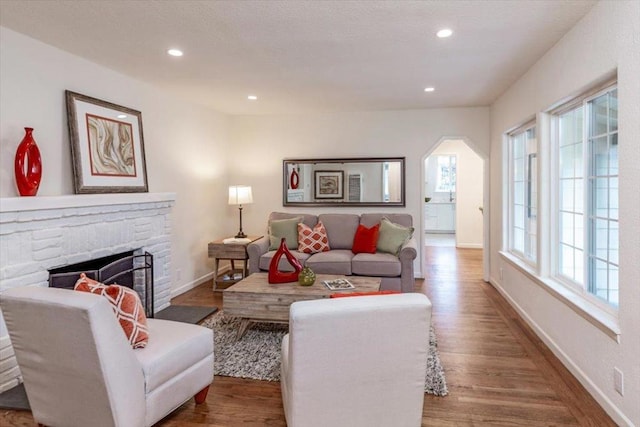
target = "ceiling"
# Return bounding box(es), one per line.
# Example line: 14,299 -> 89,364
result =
0,0 -> 596,115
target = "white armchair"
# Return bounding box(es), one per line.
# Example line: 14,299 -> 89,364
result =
0,286 -> 214,427
280,293 -> 432,427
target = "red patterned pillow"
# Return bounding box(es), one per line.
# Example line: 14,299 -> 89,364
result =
298,221 -> 331,254
74,273 -> 149,349
352,223 -> 380,254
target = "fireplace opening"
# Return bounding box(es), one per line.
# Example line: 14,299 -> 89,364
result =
48,251 -> 154,317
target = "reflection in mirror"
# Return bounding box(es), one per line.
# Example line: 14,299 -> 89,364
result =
283,158 -> 405,207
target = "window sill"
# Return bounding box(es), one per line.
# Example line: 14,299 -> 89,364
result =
499,251 -> 620,342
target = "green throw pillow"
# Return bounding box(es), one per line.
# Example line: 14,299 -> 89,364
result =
269,217 -> 302,250
376,217 -> 414,255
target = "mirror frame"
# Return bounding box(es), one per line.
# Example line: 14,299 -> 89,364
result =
282,157 -> 406,207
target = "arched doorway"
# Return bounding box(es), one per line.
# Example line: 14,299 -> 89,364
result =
421,137 -> 489,281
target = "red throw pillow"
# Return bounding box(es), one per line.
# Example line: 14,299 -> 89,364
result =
330,290 -> 401,298
74,273 -> 149,349
352,223 -> 380,254
298,221 -> 330,253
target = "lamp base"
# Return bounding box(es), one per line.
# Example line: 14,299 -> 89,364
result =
235,231 -> 248,238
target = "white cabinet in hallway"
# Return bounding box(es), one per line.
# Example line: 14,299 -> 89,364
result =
424,202 -> 456,232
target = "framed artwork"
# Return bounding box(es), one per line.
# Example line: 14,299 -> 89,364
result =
65,90 -> 148,194
314,170 -> 344,199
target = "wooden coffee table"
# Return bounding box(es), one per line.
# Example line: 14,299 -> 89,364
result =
223,272 -> 381,338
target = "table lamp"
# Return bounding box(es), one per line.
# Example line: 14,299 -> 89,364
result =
228,185 -> 253,238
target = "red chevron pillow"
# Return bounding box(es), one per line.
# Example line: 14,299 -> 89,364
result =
298,221 -> 330,254
74,273 -> 149,349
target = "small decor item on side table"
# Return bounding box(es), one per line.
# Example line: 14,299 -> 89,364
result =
298,266 -> 316,286
14,127 -> 42,196
268,238 -> 303,283
228,185 -> 253,238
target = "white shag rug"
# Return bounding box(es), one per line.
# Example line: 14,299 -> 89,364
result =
201,312 -> 448,396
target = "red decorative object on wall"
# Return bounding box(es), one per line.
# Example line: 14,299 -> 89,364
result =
14,127 -> 42,197
290,168 -> 299,189
268,238 -> 303,283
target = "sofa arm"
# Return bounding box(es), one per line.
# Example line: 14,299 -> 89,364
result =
247,236 -> 270,274
398,237 -> 418,292
399,237 -> 418,262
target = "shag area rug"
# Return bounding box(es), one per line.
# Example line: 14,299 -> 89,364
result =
201,312 -> 448,396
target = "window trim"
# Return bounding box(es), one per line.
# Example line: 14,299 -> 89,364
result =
547,73 -> 617,116
550,83 -> 619,312
506,119 -> 538,266
500,250 -> 620,341
499,73 -> 621,340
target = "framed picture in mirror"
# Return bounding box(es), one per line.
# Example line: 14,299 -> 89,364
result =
314,170 -> 344,199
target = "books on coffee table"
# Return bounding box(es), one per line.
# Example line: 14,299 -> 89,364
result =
323,278 -> 355,290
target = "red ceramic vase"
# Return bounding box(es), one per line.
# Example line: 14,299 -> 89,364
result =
290,169 -> 299,189
14,127 -> 42,197
268,238 -> 303,283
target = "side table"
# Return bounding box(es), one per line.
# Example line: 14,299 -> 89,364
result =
208,236 -> 263,291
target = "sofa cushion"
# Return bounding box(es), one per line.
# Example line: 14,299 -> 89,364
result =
269,217 -> 302,250
352,223 -> 380,254
318,214 -> 360,250
298,221 -> 330,253
134,319 -> 213,393
352,252 -> 402,277
306,250 -> 353,275
260,250 -> 311,272
377,217 -> 415,255
270,212 -> 318,228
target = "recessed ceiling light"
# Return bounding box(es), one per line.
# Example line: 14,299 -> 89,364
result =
247,95 -> 258,100
167,48 -> 183,57
436,29 -> 453,38
117,114 -> 127,119
424,87 -> 435,92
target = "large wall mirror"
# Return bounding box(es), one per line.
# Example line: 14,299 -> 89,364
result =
283,157 -> 405,207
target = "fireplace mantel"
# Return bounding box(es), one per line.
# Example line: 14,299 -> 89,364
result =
0,192 -> 176,213
0,192 -> 176,393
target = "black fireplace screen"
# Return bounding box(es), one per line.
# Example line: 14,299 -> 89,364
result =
48,251 -> 154,317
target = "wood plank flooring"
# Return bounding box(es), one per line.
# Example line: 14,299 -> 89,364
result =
0,246 -> 615,426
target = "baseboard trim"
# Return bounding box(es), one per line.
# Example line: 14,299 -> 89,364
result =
456,243 -> 483,249
488,277 -> 633,427
171,270 -> 219,298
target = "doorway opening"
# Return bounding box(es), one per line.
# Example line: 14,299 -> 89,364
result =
422,137 -> 488,280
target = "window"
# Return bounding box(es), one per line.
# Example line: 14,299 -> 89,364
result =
435,155 -> 456,193
508,124 -> 537,263
555,85 -> 618,307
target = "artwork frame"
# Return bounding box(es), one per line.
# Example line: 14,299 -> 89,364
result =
314,170 -> 344,199
65,90 -> 148,194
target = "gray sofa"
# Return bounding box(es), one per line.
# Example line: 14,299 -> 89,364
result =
247,212 -> 417,292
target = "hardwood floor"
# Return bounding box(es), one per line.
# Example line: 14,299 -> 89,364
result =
0,247 -> 615,426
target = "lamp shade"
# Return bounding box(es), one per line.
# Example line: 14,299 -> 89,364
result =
228,185 -> 253,205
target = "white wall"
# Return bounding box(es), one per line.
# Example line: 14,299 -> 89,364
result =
489,2 -> 640,426
228,108 -> 490,277
0,27 -> 231,293
429,139 -> 484,247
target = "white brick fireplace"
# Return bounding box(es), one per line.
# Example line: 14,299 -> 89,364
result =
0,192 -> 176,392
